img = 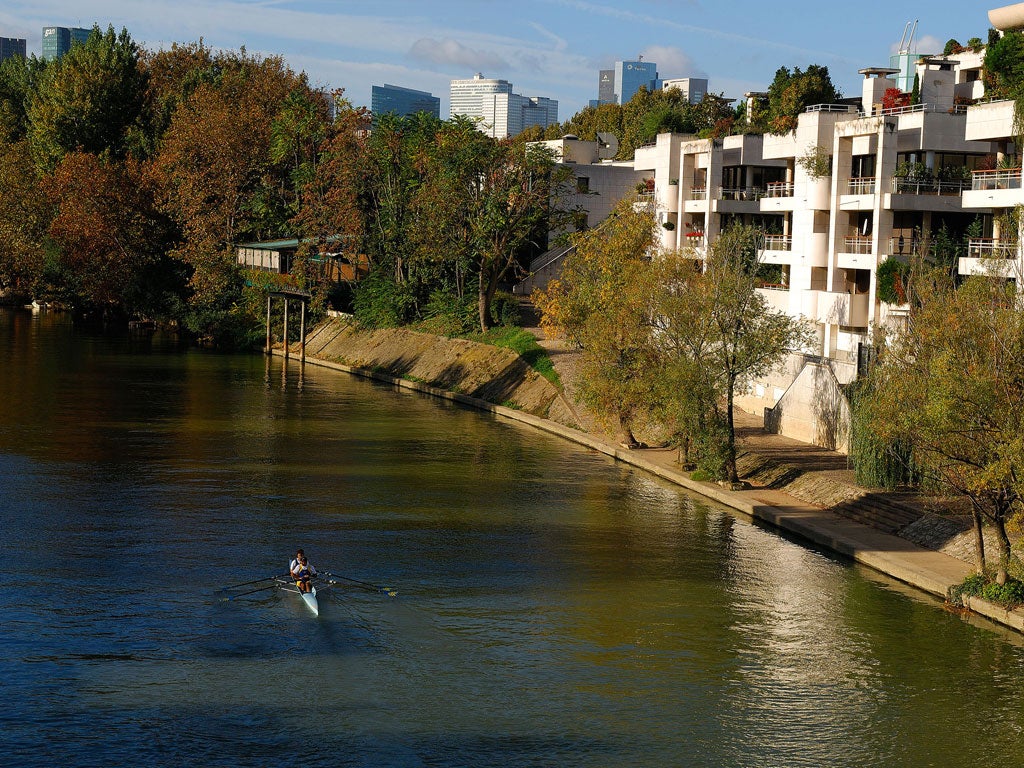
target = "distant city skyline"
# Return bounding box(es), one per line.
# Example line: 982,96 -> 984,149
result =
0,0 -> 991,118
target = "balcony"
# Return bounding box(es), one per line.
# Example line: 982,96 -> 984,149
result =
963,168 -> 1024,208
891,178 -> 971,196
756,285 -> 791,314
970,168 -> 1022,191
847,177 -> 876,195
765,182 -> 794,198
762,235 -> 792,251
718,187 -> 764,201
816,291 -> 870,328
967,238 -> 1019,258
888,236 -> 930,257
689,187 -> 708,200
841,236 -> 873,254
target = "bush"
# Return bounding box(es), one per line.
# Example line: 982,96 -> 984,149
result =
949,573 -> 1024,608
352,270 -> 415,328
876,257 -> 909,304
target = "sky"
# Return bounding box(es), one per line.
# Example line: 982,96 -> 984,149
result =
0,0 -> 997,119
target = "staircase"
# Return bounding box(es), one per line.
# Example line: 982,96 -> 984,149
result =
829,491 -> 924,535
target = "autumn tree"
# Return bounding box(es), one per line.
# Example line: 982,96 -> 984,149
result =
152,51 -> 313,340
41,152 -> 179,315
856,271 -> 1024,580
536,199 -> 660,446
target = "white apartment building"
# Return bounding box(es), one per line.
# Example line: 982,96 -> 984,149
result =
450,74 -> 558,139
662,78 -> 709,104
628,50 -> 999,449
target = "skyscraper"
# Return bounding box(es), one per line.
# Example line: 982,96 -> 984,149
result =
615,59 -> 660,104
450,74 -> 557,138
0,37 -> 27,62
371,84 -> 441,122
662,77 -> 709,104
41,26 -> 92,61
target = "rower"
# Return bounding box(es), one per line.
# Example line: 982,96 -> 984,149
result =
291,555 -> 317,593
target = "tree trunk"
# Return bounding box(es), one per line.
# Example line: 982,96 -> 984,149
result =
994,498 -> 1013,583
970,507 -> 986,575
617,412 -> 638,449
725,377 -> 738,483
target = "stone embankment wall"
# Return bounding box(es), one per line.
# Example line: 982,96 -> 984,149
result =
302,318 -> 580,428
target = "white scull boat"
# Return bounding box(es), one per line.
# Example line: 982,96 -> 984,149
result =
274,576 -> 321,616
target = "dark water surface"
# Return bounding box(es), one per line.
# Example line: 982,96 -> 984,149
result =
2,309 -> 1024,767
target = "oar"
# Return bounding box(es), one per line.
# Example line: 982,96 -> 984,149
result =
222,581 -> 284,601
222,573 -> 289,591
323,571 -> 397,597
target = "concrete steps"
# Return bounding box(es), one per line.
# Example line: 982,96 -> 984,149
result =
830,491 -> 924,534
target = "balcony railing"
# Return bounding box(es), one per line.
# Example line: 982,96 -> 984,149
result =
891,178 -> 971,195
718,186 -> 764,201
765,181 -> 795,198
847,177 -> 876,195
689,187 -> 708,200
842,236 -> 873,254
971,168 -> 1023,191
762,235 -> 793,251
967,238 -> 1019,258
804,103 -> 854,114
888,236 -> 930,256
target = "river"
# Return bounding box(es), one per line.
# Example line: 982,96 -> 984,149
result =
1,308 -> 1023,767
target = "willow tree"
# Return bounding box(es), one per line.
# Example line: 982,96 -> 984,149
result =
857,271 -> 1024,579
535,199 -> 660,446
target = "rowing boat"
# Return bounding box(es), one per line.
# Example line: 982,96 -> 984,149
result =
274,576 -> 320,616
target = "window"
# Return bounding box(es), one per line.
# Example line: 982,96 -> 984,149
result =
576,176 -> 589,194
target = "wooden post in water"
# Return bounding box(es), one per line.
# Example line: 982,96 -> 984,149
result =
283,298 -> 290,359
265,295 -> 272,354
300,299 -> 306,362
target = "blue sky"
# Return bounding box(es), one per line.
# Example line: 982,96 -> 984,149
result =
0,0 -> 996,119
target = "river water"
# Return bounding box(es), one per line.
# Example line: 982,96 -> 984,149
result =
1,308 -> 1023,767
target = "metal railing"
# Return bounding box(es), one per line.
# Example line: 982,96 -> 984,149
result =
891,177 -> 971,195
888,236 -> 930,256
689,187 -> 708,200
847,177 -> 876,195
842,236 -> 873,254
967,238 -> 1019,258
765,181 -> 795,198
762,235 -> 793,251
859,102 -> 969,118
717,186 -> 765,201
971,168 -> 1023,191
804,103 -> 855,114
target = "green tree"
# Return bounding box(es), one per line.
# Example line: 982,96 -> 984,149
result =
984,30 -> 1024,98
0,139 -> 51,296
856,272 -> 1024,579
27,26 -> 147,170
0,54 -> 47,143
765,65 -> 841,134
689,226 -> 814,481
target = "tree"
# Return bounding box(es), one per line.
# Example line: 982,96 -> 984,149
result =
0,54 -> 47,144
0,139 -> 50,297
687,227 -> 814,481
535,199 -> 660,446
856,272 -> 1024,579
984,30 -> 1024,98
27,26 -> 147,170
40,152 -> 179,315
765,65 -> 841,134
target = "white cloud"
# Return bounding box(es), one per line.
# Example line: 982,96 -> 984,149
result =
409,37 -> 509,72
641,45 -> 703,79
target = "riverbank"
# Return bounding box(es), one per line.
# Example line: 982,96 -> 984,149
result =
286,317 -> 1024,634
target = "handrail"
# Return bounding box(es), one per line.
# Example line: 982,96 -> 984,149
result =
804,103 -> 855,114
842,235 -> 873,254
971,168 -> 1023,190
765,181 -> 794,197
762,235 -> 793,251
847,177 -> 876,194
689,187 -> 708,200
717,186 -> 765,201
967,238 -> 1019,258
891,177 -> 971,195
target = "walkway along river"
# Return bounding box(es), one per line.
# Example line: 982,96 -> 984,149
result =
296,316 -> 1024,634
4,308 -> 1024,767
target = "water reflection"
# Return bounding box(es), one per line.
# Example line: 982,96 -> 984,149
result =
3,308 -> 1024,767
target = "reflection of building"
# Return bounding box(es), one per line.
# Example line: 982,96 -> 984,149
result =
0,37 -> 27,62
42,26 -> 92,60
449,74 -> 558,138
370,84 -> 440,122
